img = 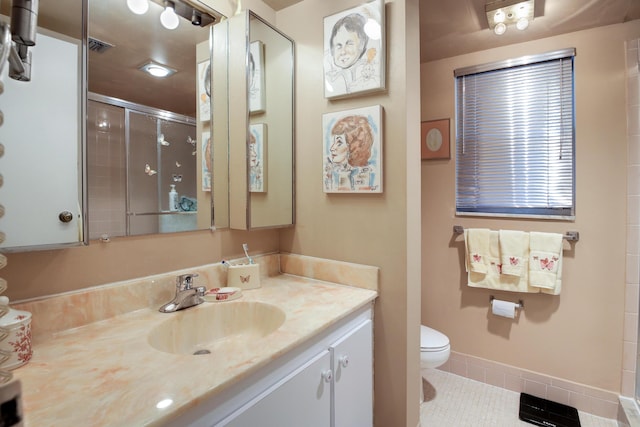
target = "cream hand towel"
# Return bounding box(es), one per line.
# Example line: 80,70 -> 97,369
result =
499,230 -> 528,277
466,230 -> 539,293
540,255 -> 563,295
529,232 -> 563,290
464,228 -> 491,274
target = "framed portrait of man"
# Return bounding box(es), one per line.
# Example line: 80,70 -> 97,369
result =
249,41 -> 266,114
323,0 -> 386,99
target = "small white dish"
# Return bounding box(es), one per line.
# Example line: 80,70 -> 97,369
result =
203,287 -> 242,302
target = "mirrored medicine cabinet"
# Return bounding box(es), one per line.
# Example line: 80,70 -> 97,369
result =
0,0 -> 85,251
219,10 -> 295,230
0,0 -> 294,252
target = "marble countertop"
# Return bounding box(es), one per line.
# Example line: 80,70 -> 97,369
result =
13,274 -> 377,426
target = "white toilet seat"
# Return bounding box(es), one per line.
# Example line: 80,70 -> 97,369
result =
420,325 -> 450,370
420,325 -> 449,351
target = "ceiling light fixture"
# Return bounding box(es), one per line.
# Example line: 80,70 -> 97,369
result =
160,1 -> 180,30
126,0 -> 149,15
138,61 -> 177,78
485,0 -> 534,36
127,0 -> 223,30
191,9 -> 202,26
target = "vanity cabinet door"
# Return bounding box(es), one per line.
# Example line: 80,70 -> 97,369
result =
221,350 -> 331,427
331,319 -> 373,427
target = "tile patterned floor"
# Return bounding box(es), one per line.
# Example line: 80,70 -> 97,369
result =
420,368 -> 618,427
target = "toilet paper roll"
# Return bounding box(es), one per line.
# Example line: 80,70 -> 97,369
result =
491,299 -> 517,319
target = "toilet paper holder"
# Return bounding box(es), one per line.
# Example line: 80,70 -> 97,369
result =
490,295 -> 524,310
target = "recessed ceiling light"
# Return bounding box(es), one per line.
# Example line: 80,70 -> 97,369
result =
138,62 -> 177,78
494,22 -> 507,35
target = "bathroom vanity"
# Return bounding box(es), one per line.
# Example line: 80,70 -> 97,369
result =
179,304 -> 373,426
11,254 -> 378,426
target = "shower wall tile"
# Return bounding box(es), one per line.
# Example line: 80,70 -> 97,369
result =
630,135 -> 640,166
629,76 -> 639,108
626,283 -> 640,313
626,38 -> 640,408
630,106 -> 640,136
622,369 -> 635,396
627,226 -> 640,255
628,166 -> 640,197
87,100 -> 127,241
629,197 -> 640,226
624,312 -> 638,342
622,341 -> 638,371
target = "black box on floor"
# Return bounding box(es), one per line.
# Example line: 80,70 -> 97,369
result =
519,393 -> 581,427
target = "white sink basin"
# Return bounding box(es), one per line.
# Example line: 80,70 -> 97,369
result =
147,301 -> 286,355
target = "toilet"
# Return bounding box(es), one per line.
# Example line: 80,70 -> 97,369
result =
420,325 -> 450,369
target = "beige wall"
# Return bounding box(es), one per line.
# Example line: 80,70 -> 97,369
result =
276,0 -> 421,426
1,0 -> 422,425
2,229 -> 279,300
421,20 -> 640,393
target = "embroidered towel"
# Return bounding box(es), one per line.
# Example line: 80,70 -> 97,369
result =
540,255 -> 563,296
464,228 -> 490,274
467,231 -> 537,293
499,230 -> 527,276
529,232 -> 563,290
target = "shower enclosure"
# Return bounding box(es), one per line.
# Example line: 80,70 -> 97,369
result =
87,95 -> 197,239
626,37 -> 640,413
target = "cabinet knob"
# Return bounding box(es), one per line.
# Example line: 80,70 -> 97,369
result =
58,211 -> 73,223
339,355 -> 350,368
322,369 -> 333,383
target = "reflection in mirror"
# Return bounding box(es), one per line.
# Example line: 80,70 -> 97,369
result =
223,11 -> 294,230
86,0 -> 223,239
0,0 -> 86,251
88,94 -> 198,237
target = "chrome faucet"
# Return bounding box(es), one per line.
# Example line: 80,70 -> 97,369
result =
159,273 -> 206,313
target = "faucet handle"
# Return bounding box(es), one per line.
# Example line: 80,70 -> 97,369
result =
176,273 -> 199,290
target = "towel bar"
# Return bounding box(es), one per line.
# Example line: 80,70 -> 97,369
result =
453,225 -> 579,242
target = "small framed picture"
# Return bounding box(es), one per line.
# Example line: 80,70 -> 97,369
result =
249,41 -> 266,114
249,123 -> 267,192
323,0 -> 385,99
197,61 -> 211,121
322,105 -> 383,193
421,119 -> 450,160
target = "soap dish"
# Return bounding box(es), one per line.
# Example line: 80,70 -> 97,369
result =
204,287 -> 242,302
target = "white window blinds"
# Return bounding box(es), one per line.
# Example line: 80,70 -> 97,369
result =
455,49 -> 576,219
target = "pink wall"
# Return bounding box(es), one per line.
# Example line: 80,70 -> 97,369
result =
421,21 -> 640,394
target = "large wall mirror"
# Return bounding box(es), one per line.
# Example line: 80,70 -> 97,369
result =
87,0 -> 224,239
0,0 -> 226,250
0,1 -> 295,250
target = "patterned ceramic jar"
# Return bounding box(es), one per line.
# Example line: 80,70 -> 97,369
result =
0,296 -> 32,370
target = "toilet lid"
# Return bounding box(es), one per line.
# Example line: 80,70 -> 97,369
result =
420,325 -> 450,351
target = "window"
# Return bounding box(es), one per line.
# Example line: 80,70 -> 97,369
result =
455,49 -> 576,219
